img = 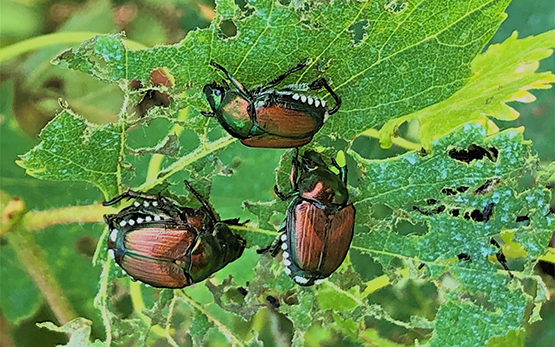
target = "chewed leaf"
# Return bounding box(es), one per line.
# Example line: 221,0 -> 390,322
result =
349,122 -> 553,346
17,110 -> 124,198
52,0 -> 511,143
379,30 -> 555,150
37,318 -> 102,347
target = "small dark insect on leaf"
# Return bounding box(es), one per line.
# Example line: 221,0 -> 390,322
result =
237,287 -> 248,296
417,263 -> 425,270
482,203 -> 495,221
266,295 -> 280,309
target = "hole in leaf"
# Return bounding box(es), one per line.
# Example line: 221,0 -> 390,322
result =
413,205 -> 445,216
384,0 -> 408,13
426,199 -> 437,205
393,220 -> 428,236
459,291 -> 496,312
457,253 -> 471,262
515,215 -> 530,226
234,0 -> 255,17
237,287 -> 248,296
351,248 -> 384,281
474,178 -> 501,195
450,209 -> 460,217
448,145 -> 498,163
348,20 -> 368,46
456,186 -> 469,193
282,290 -> 299,305
266,295 -> 280,309
441,188 -> 456,196
218,20 -> 238,39
470,209 -> 484,222
269,211 -> 286,229
371,204 -> 393,219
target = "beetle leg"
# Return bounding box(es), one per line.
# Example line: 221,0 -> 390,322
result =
290,148 -> 300,191
274,185 -> 296,201
308,78 -> 342,115
209,61 -> 249,97
257,231 -> 284,257
331,157 -> 348,185
260,62 -> 307,92
183,180 -> 219,223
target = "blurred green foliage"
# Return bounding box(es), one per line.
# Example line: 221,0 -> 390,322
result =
1,0 -> 554,346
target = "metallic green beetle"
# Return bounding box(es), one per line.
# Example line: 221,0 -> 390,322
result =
202,62 -> 341,148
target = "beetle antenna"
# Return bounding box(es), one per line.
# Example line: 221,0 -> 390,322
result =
261,62 -> 307,91
183,180 -> 218,222
210,61 -> 249,96
308,78 -> 342,115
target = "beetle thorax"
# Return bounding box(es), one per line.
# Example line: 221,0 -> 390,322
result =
298,170 -> 348,207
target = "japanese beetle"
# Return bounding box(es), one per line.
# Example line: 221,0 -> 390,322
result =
202,61 -> 341,148
258,149 -> 355,286
103,181 -> 245,289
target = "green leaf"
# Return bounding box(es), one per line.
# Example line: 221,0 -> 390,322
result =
379,30 -> 555,150
37,318 -> 103,347
17,110 -> 124,198
349,122 -> 553,346
52,0 -> 511,142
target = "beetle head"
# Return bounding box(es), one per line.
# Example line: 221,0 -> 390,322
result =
203,82 -> 227,111
301,150 -> 328,171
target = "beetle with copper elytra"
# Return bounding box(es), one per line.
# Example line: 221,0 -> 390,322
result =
103,181 -> 245,289
258,149 -> 355,286
202,61 -> 341,148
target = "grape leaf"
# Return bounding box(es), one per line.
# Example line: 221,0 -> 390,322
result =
379,30 -> 555,150
17,109 -> 124,198
37,318 -> 104,347
52,0 -> 511,142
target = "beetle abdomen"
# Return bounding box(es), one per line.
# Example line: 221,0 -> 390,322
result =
119,253 -> 191,288
255,104 -> 323,137
115,226 -> 196,288
319,204 -> 355,274
284,199 -> 355,285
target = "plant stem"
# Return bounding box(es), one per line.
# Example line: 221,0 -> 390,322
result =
360,128 -> 421,150
6,227 -> 78,326
19,204 -> 117,233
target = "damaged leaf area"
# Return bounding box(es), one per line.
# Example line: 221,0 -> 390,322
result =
348,123 -> 553,346
246,123 -> 552,346
52,0 -> 512,141
17,110 -> 124,198
12,0 -> 554,346
379,30 -> 555,150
